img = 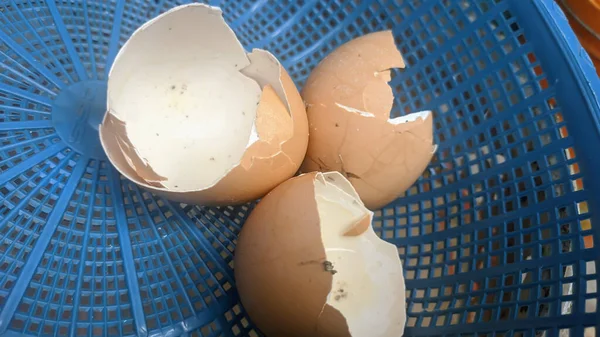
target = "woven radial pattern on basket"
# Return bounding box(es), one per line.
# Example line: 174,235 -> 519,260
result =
0,0 -> 598,337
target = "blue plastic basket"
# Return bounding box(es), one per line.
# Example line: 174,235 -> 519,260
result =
0,0 -> 599,336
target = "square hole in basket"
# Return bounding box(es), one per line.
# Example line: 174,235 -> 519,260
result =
584,235 -> 594,249
587,280 -> 597,294
517,305 -> 529,319
580,218 -> 592,231
560,328 -> 572,336
586,261 -> 597,275
562,300 -> 573,314
585,298 -> 597,313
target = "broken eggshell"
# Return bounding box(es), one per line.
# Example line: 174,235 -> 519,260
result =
234,171 -> 406,337
99,4 -> 308,205
300,30 -> 435,210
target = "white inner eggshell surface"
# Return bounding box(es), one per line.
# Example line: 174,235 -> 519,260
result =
242,49 -> 289,112
315,173 -> 406,336
388,110 -> 431,125
107,5 -> 262,190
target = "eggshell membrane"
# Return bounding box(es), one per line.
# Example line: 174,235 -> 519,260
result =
300,30 -> 434,210
99,4 -> 308,205
234,172 -> 406,337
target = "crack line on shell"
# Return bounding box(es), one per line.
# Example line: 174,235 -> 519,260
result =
353,172 -> 386,194
315,302 -> 328,334
305,155 -> 329,172
242,145 -> 296,171
338,154 -> 362,181
358,131 -> 429,188
334,111 -> 353,165
335,153 -> 388,195
395,127 -> 434,144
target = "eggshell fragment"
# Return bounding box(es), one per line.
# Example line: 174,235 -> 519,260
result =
300,30 -> 435,210
99,4 -> 308,205
234,172 -> 406,337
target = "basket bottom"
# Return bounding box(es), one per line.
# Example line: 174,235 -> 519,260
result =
52,80 -> 108,159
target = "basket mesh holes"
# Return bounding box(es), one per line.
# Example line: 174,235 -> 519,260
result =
4,2 -> 78,84
0,0 -> 598,335
256,1 -> 417,84
1,131 -> 59,172
223,305 -> 256,336
60,1 -> 116,78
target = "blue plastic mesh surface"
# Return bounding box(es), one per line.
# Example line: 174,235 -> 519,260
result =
0,0 -> 599,336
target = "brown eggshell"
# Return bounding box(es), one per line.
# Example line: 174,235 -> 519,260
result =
234,172 -> 349,337
234,172 -> 406,337
300,30 -> 435,210
100,66 -> 308,205
99,4 -> 308,206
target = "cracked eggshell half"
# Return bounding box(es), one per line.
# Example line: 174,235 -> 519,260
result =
300,30 -> 435,210
99,4 -> 308,205
234,172 -> 406,337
